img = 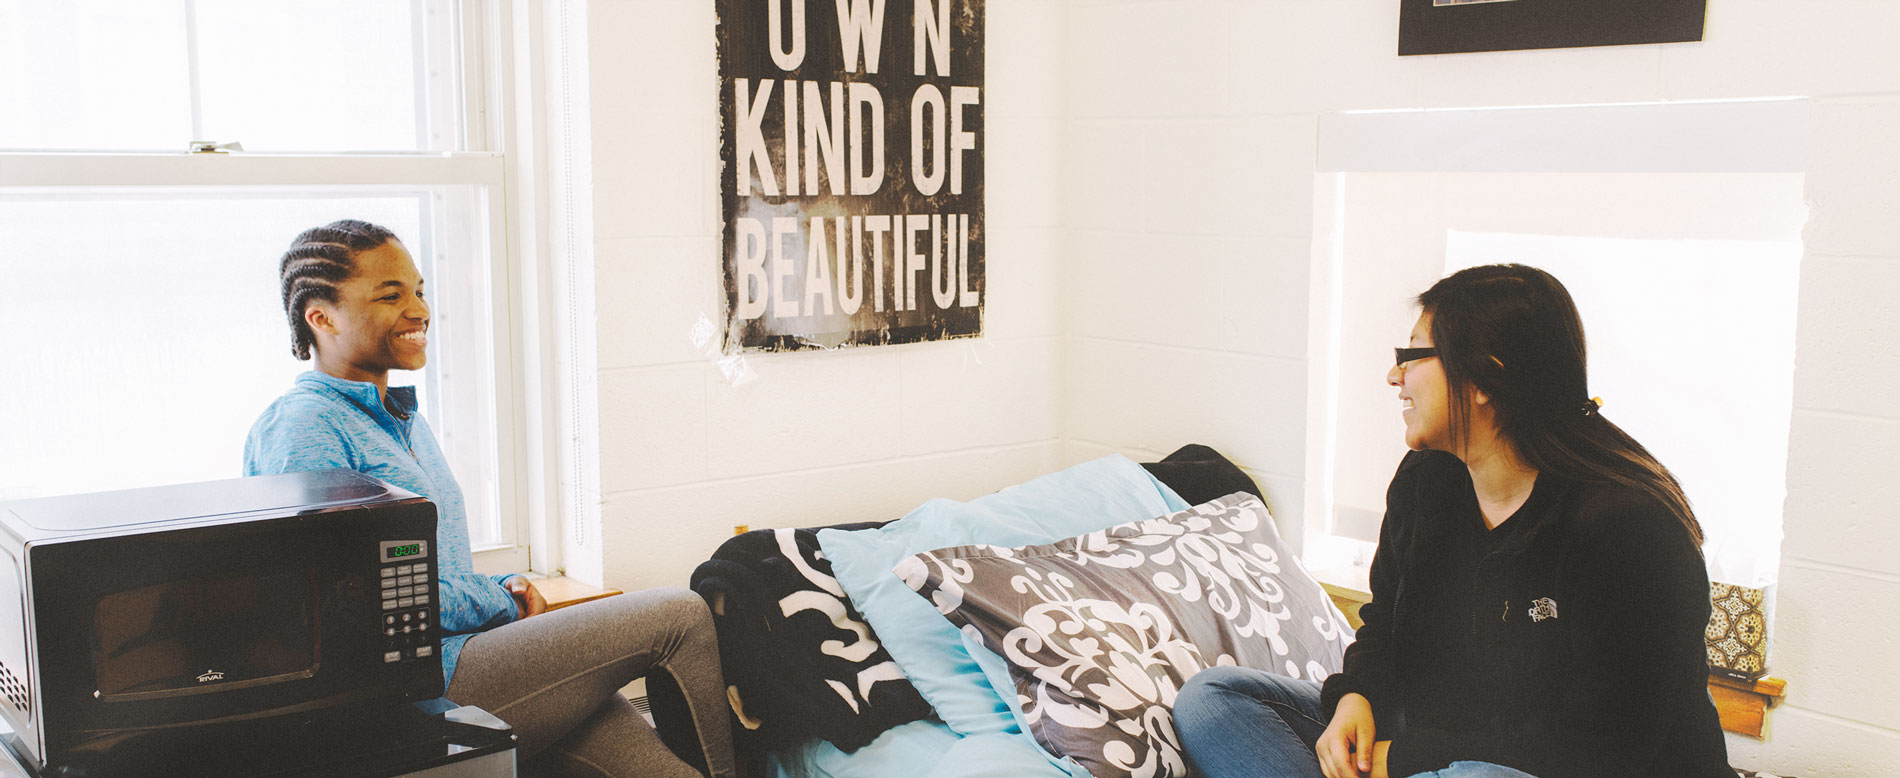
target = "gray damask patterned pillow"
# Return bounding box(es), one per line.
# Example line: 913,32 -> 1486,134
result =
895,492 -> 1354,778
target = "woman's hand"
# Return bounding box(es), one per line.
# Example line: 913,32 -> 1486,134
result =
1317,692 -> 1378,778
504,575 -> 548,619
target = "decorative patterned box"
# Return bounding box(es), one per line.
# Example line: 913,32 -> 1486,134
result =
1707,582 -> 1769,681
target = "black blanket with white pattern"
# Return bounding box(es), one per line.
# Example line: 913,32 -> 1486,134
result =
689,522 -> 934,755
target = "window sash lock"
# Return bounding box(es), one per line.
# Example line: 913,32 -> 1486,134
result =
189,140 -> 244,154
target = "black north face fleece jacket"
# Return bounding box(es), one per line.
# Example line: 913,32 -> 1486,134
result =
1320,450 -> 1731,778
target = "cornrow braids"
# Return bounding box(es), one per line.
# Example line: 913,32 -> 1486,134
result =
279,219 -> 398,360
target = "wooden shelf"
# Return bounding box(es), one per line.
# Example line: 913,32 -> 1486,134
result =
1320,582 -> 1372,630
533,576 -> 623,611
1313,566 -> 1373,631
1709,674 -> 1785,738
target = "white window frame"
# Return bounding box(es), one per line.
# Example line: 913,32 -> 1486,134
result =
1303,98 -> 1810,577
0,0 -> 568,576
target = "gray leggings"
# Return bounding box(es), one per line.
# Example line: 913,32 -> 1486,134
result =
445,587 -> 735,778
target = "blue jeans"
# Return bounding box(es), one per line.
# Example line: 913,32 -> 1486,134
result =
1406,765 -> 1540,778
1173,666 -> 1539,778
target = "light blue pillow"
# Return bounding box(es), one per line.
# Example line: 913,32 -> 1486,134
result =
765,719 -> 1091,778
818,455 -> 1188,737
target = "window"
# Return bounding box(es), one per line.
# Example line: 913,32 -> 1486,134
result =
1306,99 -> 1807,591
1,0 -> 451,153
0,1 -> 563,575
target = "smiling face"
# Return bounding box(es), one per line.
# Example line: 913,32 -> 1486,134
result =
305,240 -> 429,388
1387,311 -> 1450,452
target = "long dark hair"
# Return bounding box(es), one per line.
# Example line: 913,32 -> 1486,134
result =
1419,264 -> 1702,546
278,219 -> 397,360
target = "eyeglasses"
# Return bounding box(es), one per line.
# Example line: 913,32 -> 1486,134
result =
1394,347 -> 1438,367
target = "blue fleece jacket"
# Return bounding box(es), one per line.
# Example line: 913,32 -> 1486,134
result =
244,370 -> 518,686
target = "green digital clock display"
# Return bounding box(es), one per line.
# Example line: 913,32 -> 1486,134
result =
385,543 -> 423,560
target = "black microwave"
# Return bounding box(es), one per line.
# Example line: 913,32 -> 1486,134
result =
0,469 -> 445,776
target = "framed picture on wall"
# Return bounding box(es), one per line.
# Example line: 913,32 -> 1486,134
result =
1398,0 -> 1707,56
715,0 -> 986,353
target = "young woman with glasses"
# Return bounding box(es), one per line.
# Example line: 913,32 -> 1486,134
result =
1174,264 -> 1731,778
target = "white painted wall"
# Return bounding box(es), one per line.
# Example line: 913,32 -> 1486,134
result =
579,1 -> 1897,773
1058,0 -> 1318,546
582,0 -> 1069,593
1057,1 -> 1900,774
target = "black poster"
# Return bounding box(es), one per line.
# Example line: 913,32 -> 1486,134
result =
1399,0 -> 1706,56
719,0 -> 985,353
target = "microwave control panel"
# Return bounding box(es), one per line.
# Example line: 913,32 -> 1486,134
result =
376,540 -> 435,664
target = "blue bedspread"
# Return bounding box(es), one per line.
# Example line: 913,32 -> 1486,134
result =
767,719 -> 1091,778
778,455 -> 1189,778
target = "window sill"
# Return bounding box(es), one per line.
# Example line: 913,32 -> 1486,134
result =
1311,571 -> 1785,738
525,575 -> 623,611
1312,565 -> 1373,631
473,544 -> 531,576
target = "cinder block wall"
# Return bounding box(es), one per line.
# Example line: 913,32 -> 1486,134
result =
584,0 -> 1069,593
1055,2 -> 1900,774
582,2 -> 1900,773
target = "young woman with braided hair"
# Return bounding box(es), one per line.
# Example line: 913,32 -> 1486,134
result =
245,220 -> 736,778
1174,264 -> 1730,778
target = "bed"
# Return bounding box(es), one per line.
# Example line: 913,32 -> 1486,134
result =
688,445 -> 1358,778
